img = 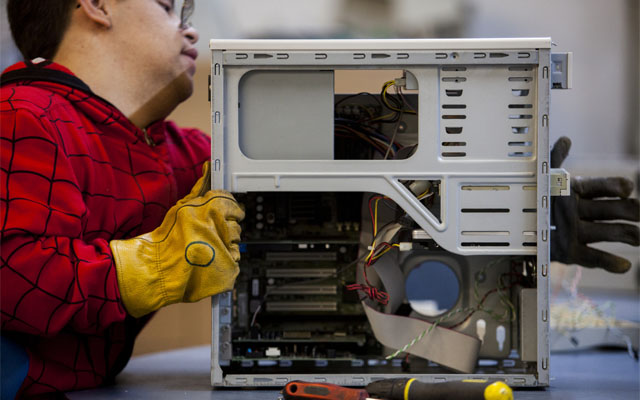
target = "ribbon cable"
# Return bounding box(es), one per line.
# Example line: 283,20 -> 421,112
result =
356,202 -> 481,373
362,303 -> 480,373
358,225 -> 480,373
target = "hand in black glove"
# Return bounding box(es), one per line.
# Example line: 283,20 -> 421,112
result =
550,137 -> 639,273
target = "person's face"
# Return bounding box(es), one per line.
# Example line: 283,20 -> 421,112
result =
111,0 -> 200,104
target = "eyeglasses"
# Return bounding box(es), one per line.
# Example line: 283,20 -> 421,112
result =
176,0 -> 194,29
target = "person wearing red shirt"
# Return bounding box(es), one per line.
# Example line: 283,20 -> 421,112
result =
2,1 -> 638,399
1,0 -> 243,397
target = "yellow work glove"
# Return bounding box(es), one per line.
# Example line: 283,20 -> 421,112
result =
110,163 -> 244,318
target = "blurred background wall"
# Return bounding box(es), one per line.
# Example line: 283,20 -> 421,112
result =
174,0 -> 639,159
2,0 -> 638,355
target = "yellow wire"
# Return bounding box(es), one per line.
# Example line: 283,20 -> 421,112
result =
382,81 -> 417,114
365,197 -> 400,264
365,197 -> 382,263
417,190 -> 434,200
382,81 -> 399,112
371,243 -> 400,260
374,197 -> 380,234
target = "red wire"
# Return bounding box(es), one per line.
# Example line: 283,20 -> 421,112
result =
347,284 -> 389,305
366,242 -> 394,267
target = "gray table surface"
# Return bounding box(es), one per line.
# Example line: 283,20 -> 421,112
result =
66,345 -> 639,400
68,291 -> 639,399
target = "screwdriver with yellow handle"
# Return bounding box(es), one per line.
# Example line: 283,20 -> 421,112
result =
282,378 -> 513,400
365,378 -> 513,400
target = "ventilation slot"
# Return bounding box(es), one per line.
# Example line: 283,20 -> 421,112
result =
474,52 -> 487,59
276,53 -> 289,60
522,185 -> 536,191
442,141 -> 466,146
442,77 -> 467,83
489,52 -> 509,58
442,104 -> 467,109
523,230 -> 537,246
254,53 -> 273,59
397,53 -> 409,59
372,53 -> 390,59
508,104 -> 533,109
512,126 -> 529,134
509,114 -> 533,119
518,52 -> 531,59
508,77 -> 532,82
442,152 -> 466,157
512,89 -> 530,97
503,359 -> 517,367
508,66 -> 532,72
461,208 -> 510,213
442,72 -> 467,139
461,185 -> 510,191
442,66 -> 467,72
509,152 -> 533,157
508,141 -> 533,146
461,242 -> 510,247
462,231 -> 510,236
522,208 -> 536,213
315,53 -> 328,60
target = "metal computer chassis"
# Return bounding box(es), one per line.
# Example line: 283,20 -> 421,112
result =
209,38 -> 571,389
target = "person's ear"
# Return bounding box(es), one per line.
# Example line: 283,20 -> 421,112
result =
76,0 -> 113,29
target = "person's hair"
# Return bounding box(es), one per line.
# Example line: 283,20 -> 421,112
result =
7,0 -> 77,60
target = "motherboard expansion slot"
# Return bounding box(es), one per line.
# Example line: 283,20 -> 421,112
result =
266,301 -> 338,312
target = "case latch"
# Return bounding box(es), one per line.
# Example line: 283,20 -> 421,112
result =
550,168 -> 571,196
550,52 -> 573,89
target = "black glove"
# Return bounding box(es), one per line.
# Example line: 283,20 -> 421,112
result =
550,137 -> 639,273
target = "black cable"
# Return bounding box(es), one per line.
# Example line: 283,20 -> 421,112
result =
334,91 -> 384,110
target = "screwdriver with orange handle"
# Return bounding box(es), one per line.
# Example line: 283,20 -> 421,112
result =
282,378 -> 513,400
282,381 -> 371,400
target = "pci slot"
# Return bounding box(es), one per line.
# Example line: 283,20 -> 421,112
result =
266,268 -> 336,278
266,252 -> 337,261
266,302 -> 338,312
268,284 -> 338,295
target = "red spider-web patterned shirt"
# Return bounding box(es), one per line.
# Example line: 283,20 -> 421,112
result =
1,61 -> 211,396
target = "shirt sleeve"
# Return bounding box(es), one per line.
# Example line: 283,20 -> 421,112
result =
163,121 -> 212,198
1,109 -> 127,336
